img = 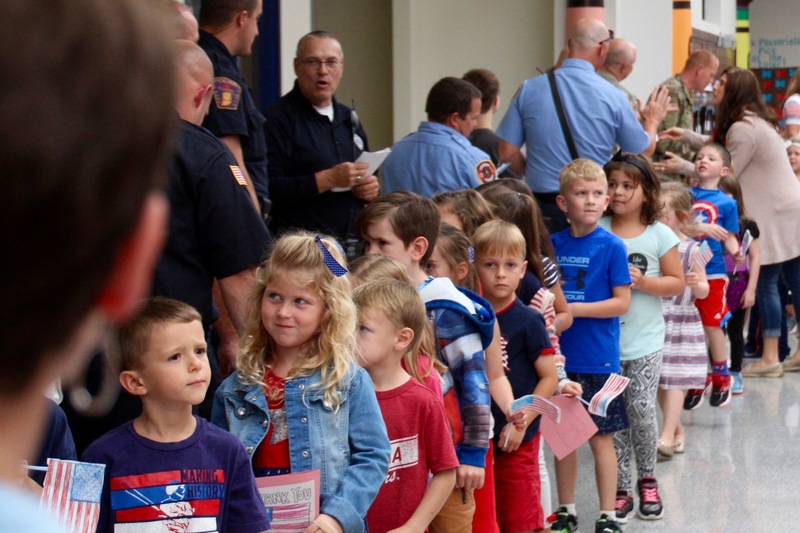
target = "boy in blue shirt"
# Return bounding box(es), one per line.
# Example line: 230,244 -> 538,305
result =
549,159 -> 632,533
685,143 -> 743,407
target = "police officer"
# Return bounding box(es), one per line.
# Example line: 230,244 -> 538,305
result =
198,0 -> 268,216
655,50 -> 719,180
263,31 -> 379,248
381,77 -> 496,197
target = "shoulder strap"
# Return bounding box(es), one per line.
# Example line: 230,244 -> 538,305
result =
547,70 -> 579,160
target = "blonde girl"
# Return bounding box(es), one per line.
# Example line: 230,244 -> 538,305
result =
211,232 -> 390,533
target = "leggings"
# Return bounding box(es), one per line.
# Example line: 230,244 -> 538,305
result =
614,350 -> 662,492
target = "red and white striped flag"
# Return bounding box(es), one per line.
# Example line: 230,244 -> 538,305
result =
511,394 -> 561,423
588,373 -> 630,417
40,459 -> 105,533
690,241 -> 713,271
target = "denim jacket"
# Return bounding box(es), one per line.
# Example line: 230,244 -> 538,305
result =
211,364 -> 390,533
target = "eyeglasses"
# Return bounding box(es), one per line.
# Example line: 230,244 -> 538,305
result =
299,58 -> 343,71
599,29 -> 615,45
713,79 -> 726,86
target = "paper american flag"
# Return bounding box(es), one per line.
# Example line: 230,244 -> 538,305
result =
40,459 -> 105,533
588,373 -> 630,417
511,394 -> 561,423
690,240 -> 713,271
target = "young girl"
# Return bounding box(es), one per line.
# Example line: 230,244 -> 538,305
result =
432,188 -> 495,236
426,222 -> 480,292
657,182 -> 710,457
599,153 -> 684,523
211,233 -> 390,533
719,176 -> 761,389
788,138 -> 800,180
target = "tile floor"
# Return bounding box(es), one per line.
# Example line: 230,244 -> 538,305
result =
545,335 -> 800,531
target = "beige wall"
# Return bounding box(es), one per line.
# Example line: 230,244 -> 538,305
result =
392,0 -> 554,141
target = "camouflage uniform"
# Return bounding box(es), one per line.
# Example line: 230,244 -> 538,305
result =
599,71 -> 640,118
656,74 -> 694,181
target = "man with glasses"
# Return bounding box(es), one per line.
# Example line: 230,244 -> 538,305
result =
263,31 -> 379,253
496,18 -> 667,233
198,0 -> 268,218
654,50 -> 720,181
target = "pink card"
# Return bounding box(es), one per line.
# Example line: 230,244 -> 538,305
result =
256,470 -> 320,532
540,395 -> 598,460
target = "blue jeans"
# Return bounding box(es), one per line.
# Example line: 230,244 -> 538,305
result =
756,255 -> 800,338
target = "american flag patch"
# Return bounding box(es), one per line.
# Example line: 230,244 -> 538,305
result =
588,373 -> 630,417
230,165 -> 247,186
511,394 -> 561,423
40,459 -> 105,533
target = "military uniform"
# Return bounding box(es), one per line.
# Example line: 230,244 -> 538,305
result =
198,30 -> 269,203
381,121 -> 496,197
598,71 -> 640,118
656,74 -> 694,181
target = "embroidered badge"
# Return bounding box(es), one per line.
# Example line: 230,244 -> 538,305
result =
230,165 -> 247,186
212,77 -> 241,111
476,160 -> 496,183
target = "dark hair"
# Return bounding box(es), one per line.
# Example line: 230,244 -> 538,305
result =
715,67 -> 780,142
603,153 -> 663,225
199,0 -> 258,29
110,297 -> 202,372
296,30 -> 341,57
718,175 -> 749,219
462,69 -> 500,114
356,191 -> 440,267
479,187 -> 554,284
699,141 -> 732,168
0,0 -> 175,395
425,77 -> 481,124
432,189 -> 495,236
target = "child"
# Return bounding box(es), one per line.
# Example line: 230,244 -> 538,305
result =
599,153 -> 683,523
83,297 -> 270,533
432,188 -> 495,236
788,138 -> 800,180
718,176 -> 761,385
549,159 -> 632,533
353,280 -> 459,532
685,143 -> 744,403
427,222 -> 480,292
210,233 -> 390,533
350,253 -> 445,403
472,220 -> 558,532
356,192 -> 512,533
657,182 -> 710,453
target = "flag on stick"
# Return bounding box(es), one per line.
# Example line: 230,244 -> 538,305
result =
511,394 -> 561,423
588,373 -> 630,417
40,459 -> 105,533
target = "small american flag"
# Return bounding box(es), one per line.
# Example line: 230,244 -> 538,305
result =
588,373 -> 630,417
230,165 -> 247,186
511,394 -> 561,423
690,240 -> 713,271
40,459 -> 105,533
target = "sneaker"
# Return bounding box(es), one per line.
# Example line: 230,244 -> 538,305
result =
614,490 -> 634,524
683,373 -> 712,410
731,371 -> 744,394
710,373 -> 732,407
595,513 -> 623,533
548,506 -> 578,533
636,477 -> 664,520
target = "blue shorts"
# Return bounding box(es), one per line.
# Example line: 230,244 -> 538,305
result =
567,372 -> 629,434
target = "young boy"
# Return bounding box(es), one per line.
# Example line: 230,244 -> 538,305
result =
472,220 -> 558,532
549,159 -> 632,533
353,280 -> 459,532
82,298 -> 269,533
685,143 -> 743,406
356,191 -> 502,532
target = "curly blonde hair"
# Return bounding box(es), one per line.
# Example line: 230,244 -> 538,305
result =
236,232 -> 357,410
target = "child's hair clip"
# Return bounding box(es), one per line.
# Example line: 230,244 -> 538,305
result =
468,246 -> 475,264
315,235 -> 348,277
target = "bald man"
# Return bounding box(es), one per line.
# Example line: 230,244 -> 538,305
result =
598,38 -> 640,116
496,18 -> 667,233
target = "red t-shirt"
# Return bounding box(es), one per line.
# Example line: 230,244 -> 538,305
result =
252,371 -> 291,469
366,379 -> 459,533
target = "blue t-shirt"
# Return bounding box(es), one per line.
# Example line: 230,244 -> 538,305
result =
83,417 -> 269,533
551,226 -> 631,373
492,298 -> 553,450
599,219 -> 680,360
691,187 -> 739,276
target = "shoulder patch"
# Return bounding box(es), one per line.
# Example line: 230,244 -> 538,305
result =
230,165 -> 247,186
476,160 -> 496,183
213,77 -> 241,111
